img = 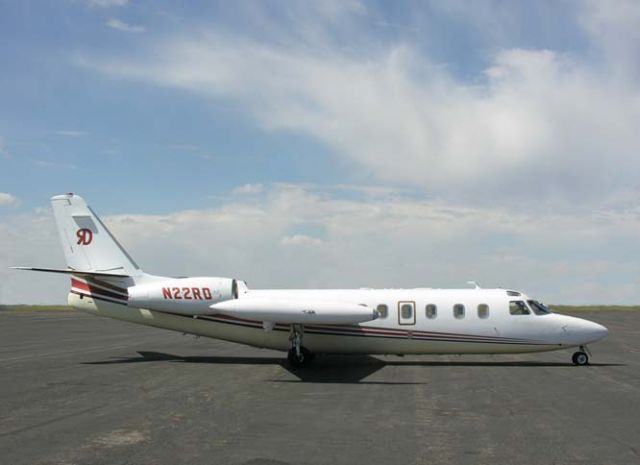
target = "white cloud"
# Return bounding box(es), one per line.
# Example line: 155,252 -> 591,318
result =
0,193 -> 19,207
281,234 -> 324,247
80,3 -> 640,208
31,159 -> 78,170
106,18 -> 145,33
580,0 -> 640,79
0,207 -> 67,304
87,0 -> 129,7
54,130 -> 88,137
3,185 -> 639,304
169,143 -> 215,160
233,183 -> 264,195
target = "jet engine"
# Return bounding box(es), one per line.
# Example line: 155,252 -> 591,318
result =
128,277 -> 243,315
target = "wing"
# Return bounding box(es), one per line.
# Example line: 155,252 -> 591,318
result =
210,298 -> 378,325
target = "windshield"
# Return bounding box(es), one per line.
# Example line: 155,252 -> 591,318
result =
527,300 -> 552,315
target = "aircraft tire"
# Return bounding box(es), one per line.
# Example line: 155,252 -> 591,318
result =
287,347 -> 312,368
572,351 -> 589,366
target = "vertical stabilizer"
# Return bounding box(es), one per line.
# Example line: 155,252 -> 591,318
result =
51,193 -> 141,276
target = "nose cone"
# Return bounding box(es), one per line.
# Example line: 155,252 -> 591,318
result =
556,315 -> 609,345
590,321 -> 609,341
576,319 -> 609,344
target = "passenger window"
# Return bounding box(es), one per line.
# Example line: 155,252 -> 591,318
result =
453,304 -> 465,319
509,301 -> 530,315
376,304 -> 388,319
426,304 -> 437,319
398,301 -> 416,325
477,304 -> 489,319
401,304 -> 413,319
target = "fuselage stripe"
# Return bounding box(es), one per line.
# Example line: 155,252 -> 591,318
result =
71,289 -> 128,305
70,294 -> 548,345
203,313 -> 540,344
71,279 -> 128,301
71,278 -> 128,297
194,314 -> 547,345
309,322 -> 529,341
87,278 -> 128,296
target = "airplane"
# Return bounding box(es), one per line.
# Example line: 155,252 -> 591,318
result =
13,193 -> 609,367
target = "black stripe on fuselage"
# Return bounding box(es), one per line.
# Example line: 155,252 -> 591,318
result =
74,295 -> 547,346
195,314 -> 547,345
71,290 -> 128,306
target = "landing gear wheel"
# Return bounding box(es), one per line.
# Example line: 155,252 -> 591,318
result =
287,324 -> 313,368
572,351 -> 589,366
287,346 -> 312,368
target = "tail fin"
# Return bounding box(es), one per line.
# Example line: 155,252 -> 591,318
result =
50,193 -> 141,277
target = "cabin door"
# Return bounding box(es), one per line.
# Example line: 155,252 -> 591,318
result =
398,301 -> 416,325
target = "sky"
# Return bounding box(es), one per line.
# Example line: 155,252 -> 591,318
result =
1,0 -> 640,305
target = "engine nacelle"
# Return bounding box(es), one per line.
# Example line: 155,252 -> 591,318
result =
128,277 -> 239,315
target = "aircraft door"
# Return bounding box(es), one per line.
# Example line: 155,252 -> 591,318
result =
398,301 -> 416,325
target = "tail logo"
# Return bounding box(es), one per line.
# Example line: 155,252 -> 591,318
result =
76,228 -> 93,245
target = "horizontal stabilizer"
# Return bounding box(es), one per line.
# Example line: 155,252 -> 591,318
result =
210,298 -> 378,325
10,267 -> 130,278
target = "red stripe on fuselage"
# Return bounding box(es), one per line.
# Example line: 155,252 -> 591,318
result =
71,278 -> 128,302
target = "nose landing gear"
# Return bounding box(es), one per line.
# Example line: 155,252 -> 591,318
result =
571,345 -> 590,366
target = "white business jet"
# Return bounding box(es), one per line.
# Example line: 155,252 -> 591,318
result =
14,194 -> 608,367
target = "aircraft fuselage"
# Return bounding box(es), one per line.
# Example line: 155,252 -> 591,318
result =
69,286 -> 607,356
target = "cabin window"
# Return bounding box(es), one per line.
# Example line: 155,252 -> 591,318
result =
477,304 -> 489,319
453,304 -> 465,319
426,304 -> 437,319
401,304 -> 413,319
509,300 -> 530,315
376,304 -> 388,319
398,301 -> 416,325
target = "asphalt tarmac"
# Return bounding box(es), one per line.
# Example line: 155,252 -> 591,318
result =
0,310 -> 638,465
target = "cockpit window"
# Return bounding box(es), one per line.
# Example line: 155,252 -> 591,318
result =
528,300 -> 552,315
509,300 -> 530,315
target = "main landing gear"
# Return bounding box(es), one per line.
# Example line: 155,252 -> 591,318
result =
287,324 -> 314,368
571,345 -> 590,366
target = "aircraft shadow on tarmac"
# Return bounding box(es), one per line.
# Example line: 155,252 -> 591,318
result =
86,351 -> 392,384
84,351 -> 623,384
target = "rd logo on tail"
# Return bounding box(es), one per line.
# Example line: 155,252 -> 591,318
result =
76,228 -> 93,245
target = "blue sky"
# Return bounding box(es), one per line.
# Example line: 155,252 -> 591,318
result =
0,1 -> 377,213
1,1 -> 640,304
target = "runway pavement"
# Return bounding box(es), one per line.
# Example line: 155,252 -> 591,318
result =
0,310 -> 638,465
